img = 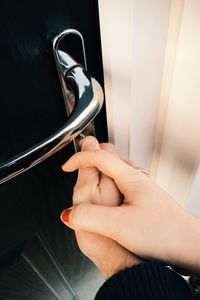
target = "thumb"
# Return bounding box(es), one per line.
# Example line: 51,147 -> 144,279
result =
60,203 -> 119,238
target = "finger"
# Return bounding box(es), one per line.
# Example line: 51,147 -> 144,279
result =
123,159 -> 138,168
62,149 -> 138,193
123,159 -> 149,178
74,136 -> 100,204
100,143 -> 121,158
100,143 -> 122,206
100,144 -> 143,175
61,203 -> 120,240
100,144 -> 141,175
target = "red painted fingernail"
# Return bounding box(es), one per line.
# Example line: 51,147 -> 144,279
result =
61,209 -> 72,223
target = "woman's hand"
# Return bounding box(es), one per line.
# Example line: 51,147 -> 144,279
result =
61,136 -> 142,278
61,142 -> 200,276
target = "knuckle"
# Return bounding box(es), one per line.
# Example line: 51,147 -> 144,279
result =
76,155 -> 84,169
73,188 -> 83,204
71,204 -> 89,229
104,146 -> 118,157
126,159 -> 137,168
106,208 -> 121,239
100,143 -> 117,152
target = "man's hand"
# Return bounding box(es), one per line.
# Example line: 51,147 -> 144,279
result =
61,136 -> 142,278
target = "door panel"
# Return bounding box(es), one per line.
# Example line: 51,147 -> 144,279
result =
0,1 -> 107,299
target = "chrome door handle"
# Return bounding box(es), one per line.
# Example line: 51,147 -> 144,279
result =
0,29 -> 104,184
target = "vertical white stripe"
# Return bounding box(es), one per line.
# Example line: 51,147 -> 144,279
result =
155,0 -> 200,205
130,0 -> 172,169
98,0 -> 133,158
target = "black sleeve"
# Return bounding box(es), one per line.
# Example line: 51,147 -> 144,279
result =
95,262 -> 192,300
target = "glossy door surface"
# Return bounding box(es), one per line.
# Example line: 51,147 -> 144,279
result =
0,1 -> 107,299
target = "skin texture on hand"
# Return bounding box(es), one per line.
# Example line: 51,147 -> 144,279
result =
61,136 -> 142,278
61,138 -> 200,277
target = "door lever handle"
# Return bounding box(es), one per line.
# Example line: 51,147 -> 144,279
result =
0,29 -> 104,184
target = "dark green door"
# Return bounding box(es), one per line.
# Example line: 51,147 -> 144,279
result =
0,1 -> 107,299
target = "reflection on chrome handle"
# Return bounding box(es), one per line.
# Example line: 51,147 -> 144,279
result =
0,30 -> 104,184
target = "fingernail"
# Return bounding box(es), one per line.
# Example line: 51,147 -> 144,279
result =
61,209 -> 72,223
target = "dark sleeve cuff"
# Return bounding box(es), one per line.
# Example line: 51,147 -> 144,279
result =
95,262 -> 192,300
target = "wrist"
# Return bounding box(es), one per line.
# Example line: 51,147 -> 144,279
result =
169,213 -> 200,276
102,252 -> 143,279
